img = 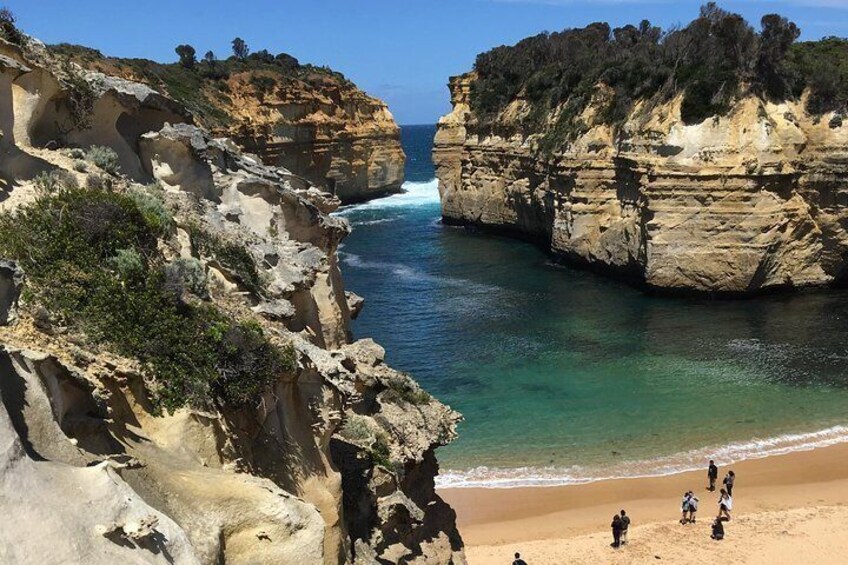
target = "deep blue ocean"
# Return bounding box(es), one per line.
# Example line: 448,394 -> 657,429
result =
335,124 -> 848,488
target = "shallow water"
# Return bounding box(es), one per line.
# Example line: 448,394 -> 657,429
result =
335,124 -> 848,488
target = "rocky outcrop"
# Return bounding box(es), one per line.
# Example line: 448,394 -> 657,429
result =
435,74 -> 848,294
0,34 -> 463,564
52,44 -> 405,204
225,76 -> 406,204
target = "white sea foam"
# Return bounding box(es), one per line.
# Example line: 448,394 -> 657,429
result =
349,218 -> 399,227
436,424 -> 848,489
341,251 -> 501,294
335,179 -> 440,215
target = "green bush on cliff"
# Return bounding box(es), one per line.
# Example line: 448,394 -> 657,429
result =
470,3 -> 840,151
383,376 -> 431,406
46,40 -> 352,130
187,224 -> 264,296
0,185 -> 294,412
128,184 -> 175,237
0,7 -> 24,46
86,146 -> 121,175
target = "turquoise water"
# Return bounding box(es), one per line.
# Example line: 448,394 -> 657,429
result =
336,124 -> 848,487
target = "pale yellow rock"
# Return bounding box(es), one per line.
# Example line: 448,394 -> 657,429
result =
435,74 -> 848,294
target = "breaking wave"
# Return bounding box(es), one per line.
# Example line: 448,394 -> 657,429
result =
335,179 -> 440,215
437,424 -> 848,489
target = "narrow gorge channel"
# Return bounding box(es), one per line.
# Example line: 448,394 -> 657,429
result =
338,125 -> 848,489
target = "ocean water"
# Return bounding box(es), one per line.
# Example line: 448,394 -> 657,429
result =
335,124 -> 848,488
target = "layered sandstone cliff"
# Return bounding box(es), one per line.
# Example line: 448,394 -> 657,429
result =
53,44 -> 405,204
435,73 -> 848,294
0,34 -> 462,565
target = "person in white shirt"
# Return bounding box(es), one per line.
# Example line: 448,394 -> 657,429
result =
687,491 -> 700,523
717,489 -> 732,521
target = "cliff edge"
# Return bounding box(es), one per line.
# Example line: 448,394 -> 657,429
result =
0,23 -> 462,565
53,40 -> 405,204
435,6 -> 848,294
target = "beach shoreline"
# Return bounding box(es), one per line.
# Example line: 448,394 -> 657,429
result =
439,442 -> 848,564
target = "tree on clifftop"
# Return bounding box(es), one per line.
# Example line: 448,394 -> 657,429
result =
0,7 -> 24,45
232,37 -> 249,60
175,44 -> 196,69
203,50 -> 216,65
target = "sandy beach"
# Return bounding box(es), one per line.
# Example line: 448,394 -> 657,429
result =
440,442 -> 848,564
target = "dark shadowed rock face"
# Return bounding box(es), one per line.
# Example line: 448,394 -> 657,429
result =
435,74 -> 848,295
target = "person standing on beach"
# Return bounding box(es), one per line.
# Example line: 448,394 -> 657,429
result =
687,491 -> 700,523
512,552 -> 527,565
611,514 -> 623,548
680,492 -> 692,524
718,489 -> 732,521
619,510 -> 630,545
708,460 -> 718,491
723,470 -> 735,496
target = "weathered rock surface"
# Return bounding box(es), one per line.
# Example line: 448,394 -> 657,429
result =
0,35 -> 463,564
54,44 -> 405,204
226,77 -> 406,204
435,73 -> 848,294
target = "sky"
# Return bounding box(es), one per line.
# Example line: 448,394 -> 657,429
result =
7,1 -> 848,124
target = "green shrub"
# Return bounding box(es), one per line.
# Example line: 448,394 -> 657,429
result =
0,8 -> 24,46
110,248 -> 145,281
383,377 -> 431,406
128,185 -> 175,237
188,225 -> 263,295
371,432 -> 393,468
86,146 -> 121,175
33,169 -> 78,195
165,257 -> 208,298
0,186 -> 294,412
470,3 -> 848,150
338,415 -> 372,442
85,173 -> 113,191
73,160 -> 87,172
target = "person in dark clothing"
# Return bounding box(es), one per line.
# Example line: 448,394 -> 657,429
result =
611,514 -> 623,548
512,552 -> 527,565
619,509 -> 631,545
711,518 -> 725,540
708,460 -> 719,491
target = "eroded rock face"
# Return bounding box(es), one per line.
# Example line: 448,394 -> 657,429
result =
226,77 -> 406,204
435,74 -> 848,294
0,36 -> 463,565
54,43 -> 405,204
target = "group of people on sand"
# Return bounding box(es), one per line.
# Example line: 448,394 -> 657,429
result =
707,460 -> 736,540
608,460 -> 738,549
509,459 -> 740,562
609,509 -> 630,548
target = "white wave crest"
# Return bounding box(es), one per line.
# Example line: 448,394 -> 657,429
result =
341,252 -> 501,294
336,179 -> 440,215
436,424 -> 848,489
350,218 -> 399,227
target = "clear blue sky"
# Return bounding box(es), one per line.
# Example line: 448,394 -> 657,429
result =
7,1 -> 848,125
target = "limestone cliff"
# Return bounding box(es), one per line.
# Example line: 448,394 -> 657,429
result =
435,38 -> 848,294
0,32 -> 462,565
52,43 -> 405,204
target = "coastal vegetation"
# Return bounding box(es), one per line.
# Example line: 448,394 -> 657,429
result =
470,2 -> 848,149
49,37 -> 352,129
0,181 -> 294,411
